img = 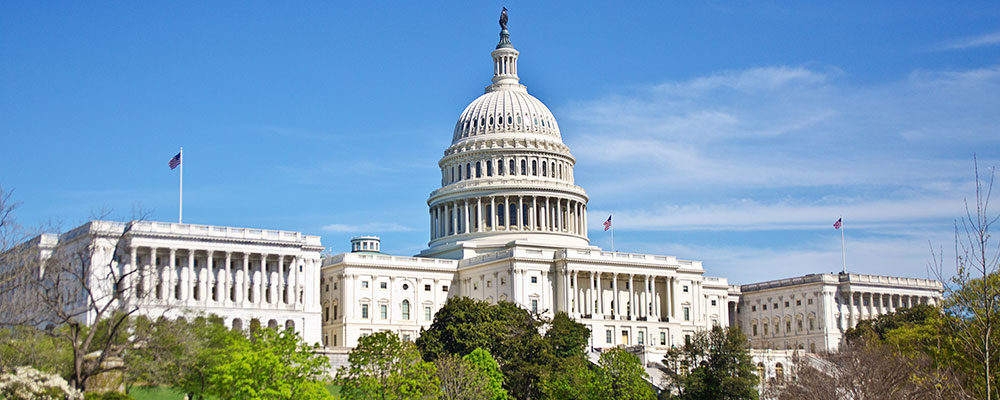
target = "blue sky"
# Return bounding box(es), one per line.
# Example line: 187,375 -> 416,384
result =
2,2 -> 999,284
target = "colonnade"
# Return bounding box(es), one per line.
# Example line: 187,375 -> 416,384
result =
430,195 -> 587,240
127,246 -> 318,309
838,291 -> 935,330
560,270 -> 692,323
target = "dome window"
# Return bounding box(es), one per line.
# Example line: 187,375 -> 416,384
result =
476,162 -> 482,178
490,116 -> 494,125
498,159 -> 504,175
487,161 -> 493,176
533,118 -> 538,125
472,119 -> 477,128
510,160 -> 517,175
517,115 -> 522,124
481,117 -> 485,127
507,116 -> 513,125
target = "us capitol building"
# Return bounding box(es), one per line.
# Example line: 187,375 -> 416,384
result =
1,13 -> 942,373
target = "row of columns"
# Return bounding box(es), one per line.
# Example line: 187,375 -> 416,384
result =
837,291 -> 935,330
127,246 -> 317,309
430,195 -> 587,240
561,270 -> 687,323
442,155 -> 573,186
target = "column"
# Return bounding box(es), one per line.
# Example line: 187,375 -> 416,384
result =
259,254 -> 268,305
491,197 -> 497,231
588,271 -> 595,315
147,247 -> 157,301
570,270 -> 578,315
541,197 -> 548,231
185,250 -> 195,302
541,270 -> 549,314
204,250 -> 213,303
128,247 -> 137,297
611,273 -> 619,317
503,196 -> 510,230
628,274 -> 635,319
582,204 -> 588,237
241,254 -> 249,305
531,197 -> 537,230
477,197 -> 483,233
167,248 -> 177,301
556,199 -> 562,232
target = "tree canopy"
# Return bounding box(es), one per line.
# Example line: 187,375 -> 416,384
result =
662,326 -> 758,400
337,331 -> 440,400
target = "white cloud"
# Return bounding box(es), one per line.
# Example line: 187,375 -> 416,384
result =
937,31 -> 1000,50
322,222 -> 414,233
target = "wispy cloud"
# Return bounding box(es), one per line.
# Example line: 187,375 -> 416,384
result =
322,222 -> 414,233
936,31 -> 1000,50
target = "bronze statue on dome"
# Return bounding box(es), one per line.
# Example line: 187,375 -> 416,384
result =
500,7 -> 508,30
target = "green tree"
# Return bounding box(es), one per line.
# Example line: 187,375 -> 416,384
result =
337,331 -> 440,400
541,356 -> 600,400
463,348 -> 507,400
544,312 -> 591,360
127,314 -> 240,399
0,325 -> 73,378
435,353 -> 491,400
930,158 -> 1000,399
844,303 -> 938,344
206,328 -> 331,400
663,326 -> 758,400
594,347 -> 655,400
416,297 -> 552,399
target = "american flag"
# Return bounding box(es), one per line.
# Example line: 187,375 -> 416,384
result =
603,215 -> 612,231
833,218 -> 842,230
168,152 -> 181,170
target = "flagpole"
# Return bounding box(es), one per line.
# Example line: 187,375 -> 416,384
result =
610,223 -> 615,253
840,215 -> 846,274
179,147 -> 183,224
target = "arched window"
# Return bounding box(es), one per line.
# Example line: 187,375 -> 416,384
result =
775,363 -> 784,381
485,205 -> 492,227
542,161 -> 547,176
497,207 -> 505,226
487,161 -> 493,176
532,160 -> 537,175
509,204 -> 518,226
498,159 -> 505,175
450,167 -> 455,183
285,320 -> 295,330
510,160 -> 517,175
402,300 -> 410,320
231,318 -> 243,332
521,160 -> 527,175
466,163 -> 471,179
476,162 -> 481,178
522,204 -> 529,227
757,363 -> 765,383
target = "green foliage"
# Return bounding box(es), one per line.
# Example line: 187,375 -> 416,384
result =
662,326 -> 758,400
463,348 -> 507,400
205,328 -> 331,400
416,297 -> 552,399
541,356 -> 601,400
593,347 -> 655,400
0,326 -> 73,379
544,312 -> 591,360
127,314 -> 242,399
435,353 -> 492,400
336,331 -> 440,400
844,304 -> 938,344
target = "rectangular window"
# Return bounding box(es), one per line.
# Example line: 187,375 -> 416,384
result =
637,331 -> 644,345
785,301 -> 790,307
361,304 -> 369,319
442,285 -> 449,292
683,306 -> 690,321
403,334 -> 411,342
424,284 -> 431,291
333,305 -> 338,320
606,329 -> 613,344
531,299 -> 538,313
361,281 -> 369,288
380,304 -> 388,319
711,300 -> 717,306
333,282 -> 338,290
808,298 -> 813,305
660,332 -> 666,345
797,320 -> 803,331
380,282 -> 388,289
796,300 -> 802,306
762,304 -> 767,310
809,319 -> 814,330
425,306 -> 432,321
487,280 -> 492,288
683,285 -> 689,293
786,321 -> 792,332
753,324 -> 758,336
531,276 -> 538,284
752,305 -> 757,312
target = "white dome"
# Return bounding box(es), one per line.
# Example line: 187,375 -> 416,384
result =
452,89 -> 561,144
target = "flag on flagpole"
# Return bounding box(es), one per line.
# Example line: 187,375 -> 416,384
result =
168,152 -> 181,170
833,218 -> 842,230
603,215 -> 612,231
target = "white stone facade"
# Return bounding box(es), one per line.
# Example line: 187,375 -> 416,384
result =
3,220 -> 325,344
735,273 -> 943,353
